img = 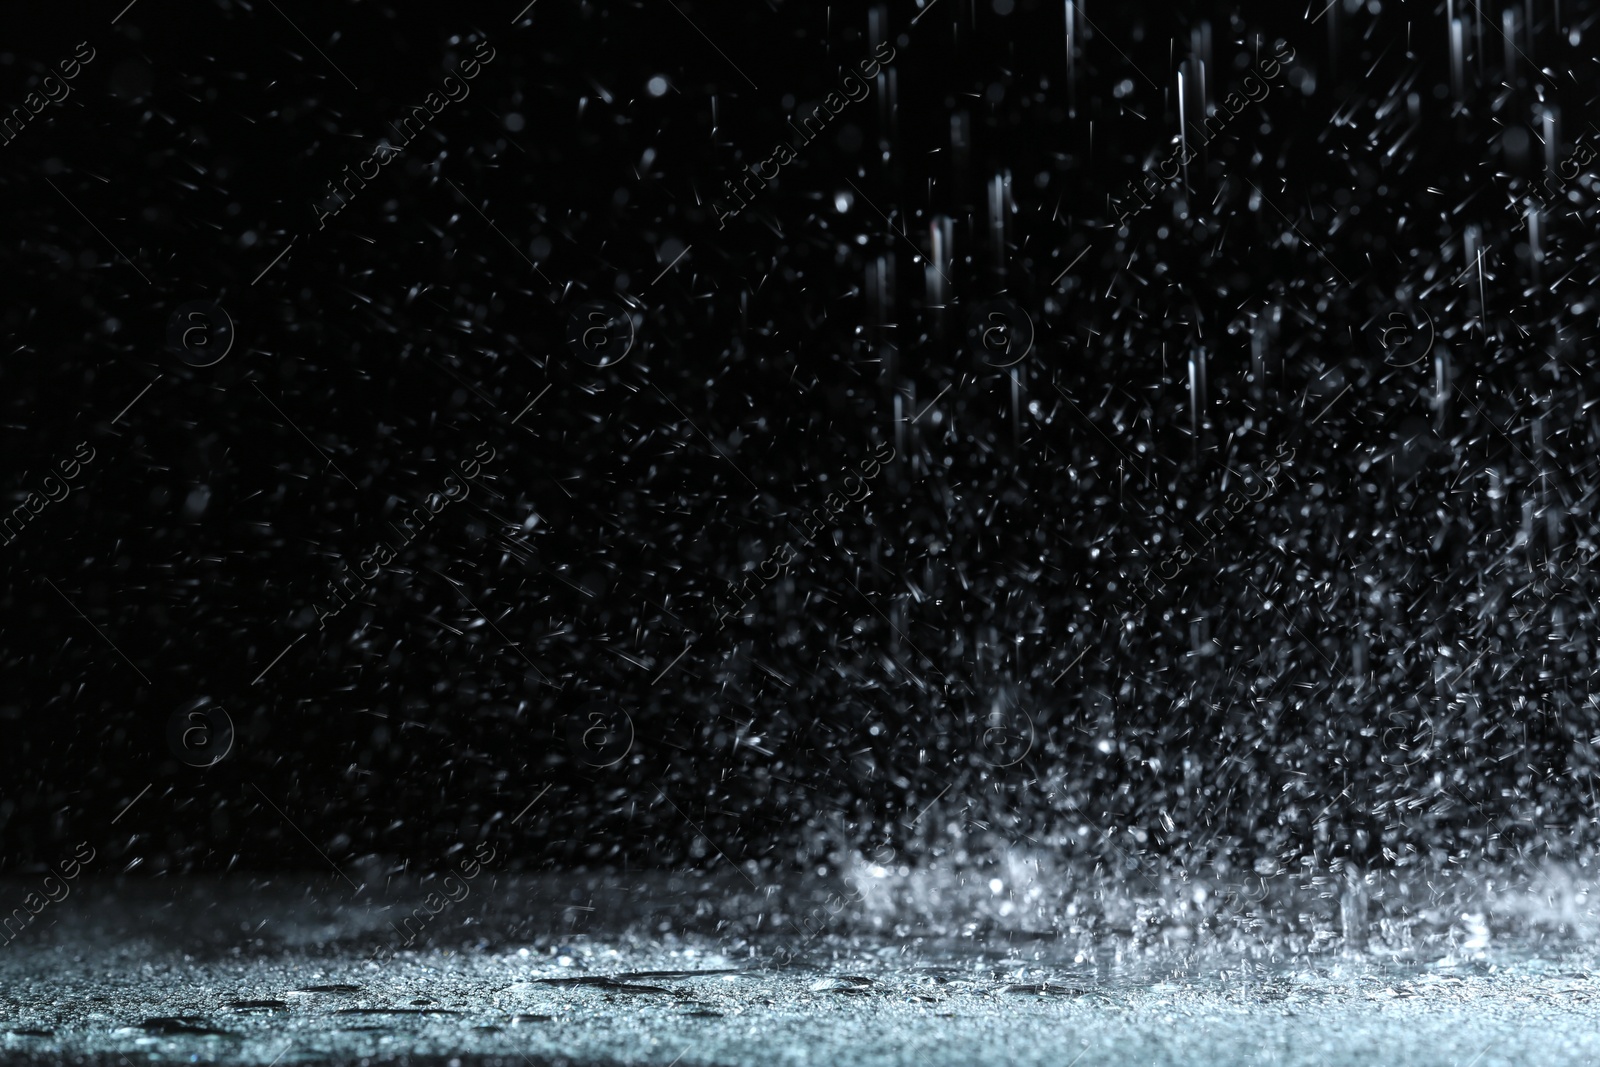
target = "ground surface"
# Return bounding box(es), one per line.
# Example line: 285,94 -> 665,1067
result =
4,873 -> 1600,1066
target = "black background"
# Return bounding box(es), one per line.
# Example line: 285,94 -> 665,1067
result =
3,0 -> 1598,883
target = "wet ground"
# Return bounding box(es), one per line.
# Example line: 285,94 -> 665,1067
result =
4,871 -> 1600,1066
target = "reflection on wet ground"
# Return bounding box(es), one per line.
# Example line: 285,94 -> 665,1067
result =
2,869 -> 1598,1065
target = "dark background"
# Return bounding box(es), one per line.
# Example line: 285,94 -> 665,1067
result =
3,0 -> 1598,883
